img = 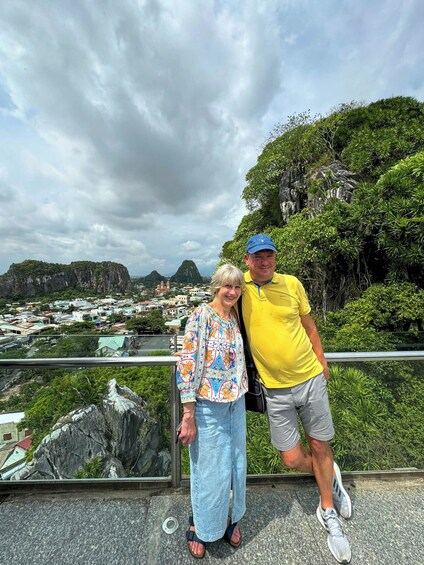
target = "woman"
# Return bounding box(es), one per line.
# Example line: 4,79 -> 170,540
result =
176,263 -> 248,559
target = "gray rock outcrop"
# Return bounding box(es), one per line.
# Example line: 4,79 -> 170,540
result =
279,166 -> 308,222
279,160 -> 357,222
11,379 -> 170,480
306,161 -> 357,216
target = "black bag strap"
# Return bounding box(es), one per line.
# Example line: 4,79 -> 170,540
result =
238,297 -> 263,384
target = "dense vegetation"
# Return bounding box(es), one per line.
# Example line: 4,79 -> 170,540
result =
1,260 -> 127,280
222,96 -> 424,311
125,310 -> 167,334
219,96 -> 424,472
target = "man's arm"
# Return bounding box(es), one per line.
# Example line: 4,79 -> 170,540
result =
300,314 -> 329,380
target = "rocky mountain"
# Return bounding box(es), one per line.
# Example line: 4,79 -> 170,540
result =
0,260 -> 131,297
136,269 -> 167,288
170,260 -> 203,284
12,379 -> 170,480
137,260 -> 204,286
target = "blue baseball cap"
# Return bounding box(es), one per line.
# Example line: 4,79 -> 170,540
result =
246,234 -> 277,254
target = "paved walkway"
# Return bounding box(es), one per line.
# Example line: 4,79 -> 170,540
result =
1,477 -> 423,565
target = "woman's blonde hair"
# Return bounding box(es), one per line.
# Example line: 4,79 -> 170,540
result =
211,263 -> 244,296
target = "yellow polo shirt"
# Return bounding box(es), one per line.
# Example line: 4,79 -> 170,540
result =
242,272 -> 323,388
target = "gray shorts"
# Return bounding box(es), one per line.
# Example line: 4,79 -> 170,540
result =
264,373 -> 334,452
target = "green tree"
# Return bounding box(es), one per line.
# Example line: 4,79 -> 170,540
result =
126,311 -> 166,334
0,346 -> 28,360
34,334 -> 99,358
327,366 -> 393,470
326,283 -> 424,334
354,152 -> 424,285
107,313 -> 124,324
385,375 -> 424,468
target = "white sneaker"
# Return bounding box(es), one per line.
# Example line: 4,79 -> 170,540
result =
317,505 -> 351,564
332,461 -> 352,519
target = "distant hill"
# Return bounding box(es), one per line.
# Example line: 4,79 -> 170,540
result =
136,261 -> 204,287
135,270 -> 167,289
170,260 -> 203,284
0,260 -> 131,297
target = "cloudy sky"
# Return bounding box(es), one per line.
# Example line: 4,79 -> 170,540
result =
1,0 -> 423,276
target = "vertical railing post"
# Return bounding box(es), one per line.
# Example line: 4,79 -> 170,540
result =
170,361 -> 181,487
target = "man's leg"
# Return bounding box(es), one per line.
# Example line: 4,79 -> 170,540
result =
306,434 -> 334,509
279,441 -> 313,473
294,374 -> 335,507
298,375 -> 351,563
279,436 -> 335,510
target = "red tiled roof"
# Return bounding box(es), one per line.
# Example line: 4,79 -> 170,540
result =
16,436 -> 32,450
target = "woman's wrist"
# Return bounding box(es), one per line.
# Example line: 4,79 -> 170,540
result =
182,402 -> 195,418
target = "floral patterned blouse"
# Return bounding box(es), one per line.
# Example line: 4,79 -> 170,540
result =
176,303 -> 248,403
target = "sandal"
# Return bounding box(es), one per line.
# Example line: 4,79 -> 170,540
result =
186,516 -> 206,559
223,520 -> 242,548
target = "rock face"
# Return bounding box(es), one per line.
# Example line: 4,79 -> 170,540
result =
279,167 -> 308,222
11,380 -> 170,480
279,160 -> 357,222
170,260 -> 203,284
0,260 -> 131,297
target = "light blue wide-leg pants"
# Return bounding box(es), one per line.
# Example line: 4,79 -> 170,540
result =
189,396 -> 246,542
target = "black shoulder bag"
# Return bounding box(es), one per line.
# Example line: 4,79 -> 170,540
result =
238,298 -> 267,413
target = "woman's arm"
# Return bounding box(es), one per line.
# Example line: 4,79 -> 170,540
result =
176,307 -> 205,401
176,305 -> 208,443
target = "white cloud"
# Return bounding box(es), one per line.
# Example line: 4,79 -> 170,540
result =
0,0 -> 423,276
182,241 -> 202,252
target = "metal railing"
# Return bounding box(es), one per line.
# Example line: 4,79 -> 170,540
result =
1,351 -> 423,492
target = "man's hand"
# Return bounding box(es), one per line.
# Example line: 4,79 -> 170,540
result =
319,357 -> 329,380
300,314 -> 329,380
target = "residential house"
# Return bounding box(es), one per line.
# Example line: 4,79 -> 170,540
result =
0,436 -> 32,480
174,295 -> 189,305
134,301 -> 153,313
190,291 -> 211,303
95,336 -> 131,357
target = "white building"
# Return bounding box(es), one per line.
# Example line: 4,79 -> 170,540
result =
0,413 -> 30,447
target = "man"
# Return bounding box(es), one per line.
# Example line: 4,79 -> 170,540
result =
241,234 -> 352,564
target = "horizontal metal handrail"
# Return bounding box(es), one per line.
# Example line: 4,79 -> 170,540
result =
326,350 -> 424,361
0,350 -> 423,369
0,352 -> 423,492
0,355 -> 177,369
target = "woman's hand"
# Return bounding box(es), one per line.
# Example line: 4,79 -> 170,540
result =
179,404 -> 197,445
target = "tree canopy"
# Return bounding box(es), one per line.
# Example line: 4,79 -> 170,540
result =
221,96 -> 424,313
125,310 -> 166,334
